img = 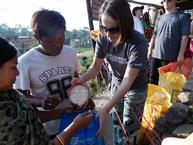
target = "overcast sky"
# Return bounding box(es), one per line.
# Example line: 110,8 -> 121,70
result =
0,0 -> 162,30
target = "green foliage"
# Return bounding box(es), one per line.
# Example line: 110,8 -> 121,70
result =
30,38 -> 39,48
64,30 -> 71,45
65,28 -> 92,48
75,47 -> 90,53
0,24 -> 91,49
0,24 -> 32,39
79,55 -> 93,74
79,53 -> 106,98
88,79 -> 106,98
79,66 -> 87,74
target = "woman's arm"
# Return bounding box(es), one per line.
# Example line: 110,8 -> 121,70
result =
97,66 -> 140,137
18,89 -> 43,107
18,89 -> 61,110
104,66 -> 139,112
37,108 -> 75,123
52,111 -> 93,145
79,57 -> 104,83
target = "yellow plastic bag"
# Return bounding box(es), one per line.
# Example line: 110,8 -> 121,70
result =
90,30 -> 99,41
159,72 -> 187,103
138,84 -> 172,145
158,58 -> 192,80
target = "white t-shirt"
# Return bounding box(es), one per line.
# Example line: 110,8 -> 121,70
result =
14,45 -> 81,135
133,16 -> 144,34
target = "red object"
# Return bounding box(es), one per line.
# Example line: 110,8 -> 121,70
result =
68,81 -> 95,110
189,40 -> 193,56
158,58 -> 192,80
184,39 -> 193,58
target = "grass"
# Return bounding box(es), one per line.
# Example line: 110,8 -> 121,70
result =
75,47 -> 91,53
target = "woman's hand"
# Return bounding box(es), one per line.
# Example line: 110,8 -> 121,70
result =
53,111 -> 93,145
73,111 -> 93,129
96,107 -> 108,138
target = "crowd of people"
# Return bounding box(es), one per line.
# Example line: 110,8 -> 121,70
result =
0,0 -> 193,145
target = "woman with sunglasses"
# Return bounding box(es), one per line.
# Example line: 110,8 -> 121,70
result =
78,0 -> 148,144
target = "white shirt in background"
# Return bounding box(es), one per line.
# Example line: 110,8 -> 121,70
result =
133,16 -> 144,34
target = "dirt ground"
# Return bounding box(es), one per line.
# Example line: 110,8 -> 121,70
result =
93,89 -> 111,109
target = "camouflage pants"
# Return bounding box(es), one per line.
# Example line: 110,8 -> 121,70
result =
111,84 -> 147,145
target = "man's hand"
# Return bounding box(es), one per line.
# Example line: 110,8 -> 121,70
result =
177,54 -> 184,65
42,96 -> 61,110
147,47 -> 152,60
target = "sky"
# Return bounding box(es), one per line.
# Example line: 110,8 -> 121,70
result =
0,0 -> 161,31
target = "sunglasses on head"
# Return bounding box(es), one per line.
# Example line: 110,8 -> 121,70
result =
99,25 -> 120,34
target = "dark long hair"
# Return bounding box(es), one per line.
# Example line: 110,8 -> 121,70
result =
99,0 -> 134,45
0,37 -> 17,67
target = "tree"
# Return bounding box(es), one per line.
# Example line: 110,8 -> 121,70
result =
0,24 -> 91,48
0,24 -> 32,39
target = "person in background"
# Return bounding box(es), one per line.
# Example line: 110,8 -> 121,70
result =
191,18 -> 193,37
190,17 -> 193,43
132,6 -> 144,34
78,0 -> 148,144
159,6 -> 166,15
141,12 -> 153,42
190,16 -> 193,67
148,0 -> 190,85
14,9 -> 84,137
0,37 -> 92,145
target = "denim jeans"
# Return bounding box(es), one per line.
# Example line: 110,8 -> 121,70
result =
111,83 -> 147,145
